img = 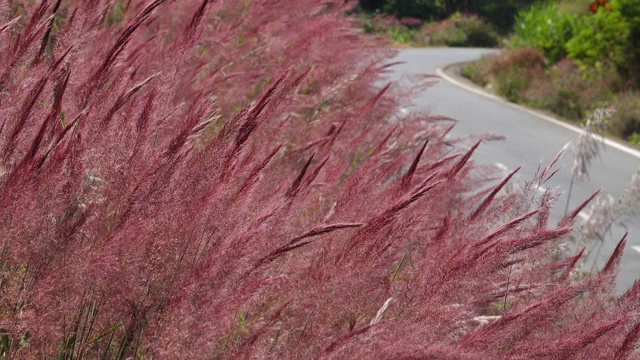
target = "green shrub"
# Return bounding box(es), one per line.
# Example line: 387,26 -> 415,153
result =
461,47 -> 616,124
423,13 -> 500,47
565,2 -> 630,70
358,15 -> 423,45
555,0 -> 594,15
456,14 -> 501,47
609,0 -> 640,85
511,3 -> 577,63
512,0 -> 640,87
567,0 -> 640,89
386,26 -> 424,45
461,56 -> 491,87
474,0 -> 538,33
486,48 -> 546,102
379,0 -> 444,20
425,22 -> 466,47
493,68 -> 535,102
525,59 -> 611,120
358,0 -> 538,34
611,92 -> 640,141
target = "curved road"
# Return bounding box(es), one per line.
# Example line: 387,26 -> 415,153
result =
391,48 -> 640,292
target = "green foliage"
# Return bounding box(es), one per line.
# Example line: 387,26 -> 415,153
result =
358,0 -> 536,33
611,92 -> 640,141
510,3 -> 577,63
493,67 -> 533,102
359,16 -> 380,34
462,0 -> 640,145
460,57 -> 490,87
0,329 -> 9,357
474,0 -> 538,33
424,13 -> 500,47
485,48 -> 546,102
511,0 -> 640,87
529,59 -> 612,120
358,15 -> 424,45
385,26 -> 422,44
455,14 -> 501,47
462,50 -> 610,122
358,0 -> 443,20
565,3 -> 630,69
381,0 -> 443,19
105,1 -> 127,27
611,0 -> 640,84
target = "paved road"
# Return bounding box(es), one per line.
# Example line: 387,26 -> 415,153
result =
390,48 -> 640,292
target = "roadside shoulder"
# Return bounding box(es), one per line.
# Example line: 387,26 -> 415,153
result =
438,62 -> 640,159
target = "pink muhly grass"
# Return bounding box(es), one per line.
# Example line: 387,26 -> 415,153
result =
0,1 -> 639,359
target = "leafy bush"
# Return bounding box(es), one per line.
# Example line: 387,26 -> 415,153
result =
1,1 -> 640,359
468,0 -> 640,145
463,49 -> 611,121
367,0 -> 443,19
525,59 -> 612,120
513,0 -> 640,87
486,47 -> 547,102
449,14 -> 501,47
569,0 -> 640,87
359,0 -> 536,33
474,0 -> 538,33
611,92 -> 640,141
511,3 -> 578,63
423,18 -> 466,46
423,13 -> 500,47
618,0 -> 640,84
566,2 -> 630,70
461,56 -> 491,87
358,15 -> 424,45
385,25 -> 423,44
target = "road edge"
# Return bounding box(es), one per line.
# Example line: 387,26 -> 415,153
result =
436,63 -> 640,159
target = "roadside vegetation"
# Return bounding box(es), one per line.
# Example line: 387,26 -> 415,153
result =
355,0 -> 535,47
461,0 -> 640,145
357,0 -> 640,145
357,12 -> 501,47
2,0 -> 640,358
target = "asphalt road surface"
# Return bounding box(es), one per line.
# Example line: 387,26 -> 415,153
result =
390,48 -> 640,292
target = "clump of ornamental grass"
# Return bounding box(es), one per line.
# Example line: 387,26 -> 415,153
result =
564,107 -> 611,216
574,169 -> 640,273
560,108 -> 640,274
1,1 -> 640,359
